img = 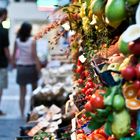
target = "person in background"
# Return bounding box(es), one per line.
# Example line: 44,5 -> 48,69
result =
0,8 -> 11,115
12,22 -> 41,118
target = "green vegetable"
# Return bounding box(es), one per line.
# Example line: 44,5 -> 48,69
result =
104,86 -> 118,106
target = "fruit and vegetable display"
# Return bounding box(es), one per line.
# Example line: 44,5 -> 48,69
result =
35,0 -> 140,139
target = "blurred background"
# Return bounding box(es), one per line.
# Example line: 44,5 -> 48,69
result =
0,0 -> 72,140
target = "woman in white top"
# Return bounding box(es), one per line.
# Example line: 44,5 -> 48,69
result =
12,22 -> 41,118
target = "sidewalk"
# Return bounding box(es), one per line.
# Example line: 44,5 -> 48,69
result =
0,69 -> 32,140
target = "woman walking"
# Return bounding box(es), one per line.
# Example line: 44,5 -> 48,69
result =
12,22 -> 41,118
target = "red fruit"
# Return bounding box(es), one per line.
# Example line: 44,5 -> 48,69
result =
77,59 -> 82,65
78,79 -> 84,84
76,65 -> 84,73
90,93 -> 104,109
85,88 -> 94,95
85,95 -> 92,100
84,70 -> 89,77
81,88 -> 87,94
133,80 -> 140,89
129,40 -> 140,55
81,71 -> 86,79
85,81 -> 95,89
98,127 -> 108,138
84,101 -> 93,112
121,65 -> 136,80
135,64 -> 140,79
87,77 -> 93,82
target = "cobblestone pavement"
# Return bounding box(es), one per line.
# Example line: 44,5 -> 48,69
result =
0,70 -> 32,140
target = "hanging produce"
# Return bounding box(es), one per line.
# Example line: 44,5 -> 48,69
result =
34,0 -> 140,139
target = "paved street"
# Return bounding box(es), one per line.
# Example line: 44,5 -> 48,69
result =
0,70 -> 32,140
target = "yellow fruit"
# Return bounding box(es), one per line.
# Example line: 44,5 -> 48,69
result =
119,55 -> 132,70
105,0 -> 126,28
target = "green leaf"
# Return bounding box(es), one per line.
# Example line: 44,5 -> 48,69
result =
104,86 -> 118,106
96,107 -> 111,117
88,119 -> 105,130
86,112 -> 96,118
107,113 -> 113,122
104,121 -> 112,136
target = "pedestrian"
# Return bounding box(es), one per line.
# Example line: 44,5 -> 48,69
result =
12,22 -> 41,118
0,8 -> 11,115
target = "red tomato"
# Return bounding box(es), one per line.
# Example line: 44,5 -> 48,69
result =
98,127 -> 108,138
136,64 -> 140,79
78,79 -> 84,84
81,71 -> 86,79
85,95 -> 92,100
84,70 -> 89,77
133,80 -> 140,89
121,65 -> 136,81
87,77 -> 93,82
85,81 -> 95,89
76,65 -> 84,73
84,101 -> 93,112
90,93 -> 104,109
85,88 -> 94,95
92,134 -> 107,140
81,88 -> 87,94
77,59 -> 82,65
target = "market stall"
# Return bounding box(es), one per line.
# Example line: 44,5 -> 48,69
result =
17,0 -> 140,139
